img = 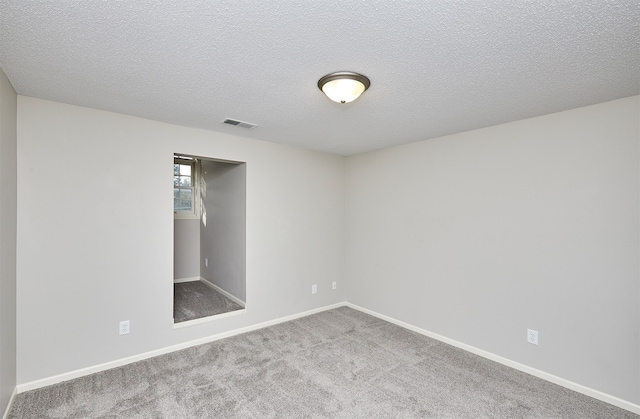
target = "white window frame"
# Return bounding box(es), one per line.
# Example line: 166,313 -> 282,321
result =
174,157 -> 200,219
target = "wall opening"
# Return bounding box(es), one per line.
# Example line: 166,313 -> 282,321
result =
173,154 -> 246,324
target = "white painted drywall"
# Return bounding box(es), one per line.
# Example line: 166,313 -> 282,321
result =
200,160 -> 246,302
345,96 -> 640,404
0,67 -> 17,414
173,219 -> 200,280
14,92 -> 638,408
16,97 -> 346,384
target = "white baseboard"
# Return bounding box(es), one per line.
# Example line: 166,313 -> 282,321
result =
16,302 -> 347,394
173,277 -> 200,283
15,301 -> 639,415
2,387 -> 17,419
345,303 -> 640,415
199,278 -> 246,307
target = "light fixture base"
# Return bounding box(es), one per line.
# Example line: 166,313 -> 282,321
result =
318,72 -> 371,104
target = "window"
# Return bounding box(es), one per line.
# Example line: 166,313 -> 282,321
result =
174,157 -> 198,217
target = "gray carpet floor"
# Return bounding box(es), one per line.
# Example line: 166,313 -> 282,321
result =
174,281 -> 244,323
8,307 -> 637,418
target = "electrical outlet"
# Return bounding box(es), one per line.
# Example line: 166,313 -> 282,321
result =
311,284 -> 317,294
527,328 -> 538,345
332,281 -> 337,290
119,320 -> 130,335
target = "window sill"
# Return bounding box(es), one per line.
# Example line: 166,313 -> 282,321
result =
174,213 -> 200,220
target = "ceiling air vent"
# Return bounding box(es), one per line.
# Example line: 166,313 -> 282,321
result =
222,118 -> 257,129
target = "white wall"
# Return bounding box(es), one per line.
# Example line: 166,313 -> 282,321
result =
13,93 -> 638,407
16,97 -> 346,384
0,67 -> 17,414
345,96 -> 640,404
200,160 -> 246,302
173,219 -> 200,280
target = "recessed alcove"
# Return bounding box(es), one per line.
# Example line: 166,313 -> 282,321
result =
173,154 -> 246,325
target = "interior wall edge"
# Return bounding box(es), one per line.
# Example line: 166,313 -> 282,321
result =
0,66 -> 18,419
1,387 -> 16,419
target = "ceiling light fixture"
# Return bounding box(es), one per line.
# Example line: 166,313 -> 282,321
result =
318,72 -> 371,104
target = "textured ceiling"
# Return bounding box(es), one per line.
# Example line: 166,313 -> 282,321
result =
1,1 -> 638,155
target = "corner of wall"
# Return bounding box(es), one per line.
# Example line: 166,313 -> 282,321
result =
0,66 -> 18,418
